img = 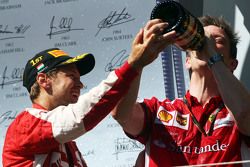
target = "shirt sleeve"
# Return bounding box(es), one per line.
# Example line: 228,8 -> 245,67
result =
124,97 -> 159,144
3,62 -> 140,161
47,61 -> 139,143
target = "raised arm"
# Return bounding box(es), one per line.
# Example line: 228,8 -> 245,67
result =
42,19 -> 176,143
111,19 -> 176,136
203,32 -> 250,136
210,59 -> 250,136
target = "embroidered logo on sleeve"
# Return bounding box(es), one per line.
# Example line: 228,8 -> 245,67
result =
214,113 -> 234,130
155,106 -> 190,130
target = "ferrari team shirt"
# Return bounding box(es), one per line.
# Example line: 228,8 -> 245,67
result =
128,91 -> 250,167
2,62 -> 138,167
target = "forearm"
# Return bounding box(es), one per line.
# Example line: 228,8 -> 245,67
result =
111,71 -> 146,136
52,62 -> 139,143
211,61 -> 250,135
112,72 -> 141,122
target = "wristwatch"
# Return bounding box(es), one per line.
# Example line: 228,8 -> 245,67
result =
207,54 -> 224,68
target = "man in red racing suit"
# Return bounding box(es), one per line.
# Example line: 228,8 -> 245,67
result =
112,16 -> 250,167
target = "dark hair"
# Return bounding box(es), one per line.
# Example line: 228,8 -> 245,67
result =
199,15 -> 240,59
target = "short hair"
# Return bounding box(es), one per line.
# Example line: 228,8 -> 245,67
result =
199,15 -> 240,59
29,69 -> 58,102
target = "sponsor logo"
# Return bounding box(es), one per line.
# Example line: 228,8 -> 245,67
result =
153,139 -> 229,154
158,110 -> 173,123
48,50 -> 68,57
155,106 -> 189,130
176,113 -> 188,126
208,114 -> 216,122
214,113 -> 234,130
62,54 -> 87,64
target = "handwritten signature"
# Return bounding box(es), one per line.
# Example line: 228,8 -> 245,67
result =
82,149 -> 94,156
0,24 -> 30,40
0,66 -> 23,89
0,110 -> 17,125
47,16 -> 85,39
113,137 -> 143,160
105,49 -> 129,72
95,7 -> 135,37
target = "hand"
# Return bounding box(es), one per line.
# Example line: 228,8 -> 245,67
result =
128,19 -> 176,71
198,31 -> 218,61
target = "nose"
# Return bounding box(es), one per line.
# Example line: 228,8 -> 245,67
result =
76,80 -> 84,89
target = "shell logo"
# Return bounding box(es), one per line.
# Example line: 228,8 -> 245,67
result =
158,110 -> 173,123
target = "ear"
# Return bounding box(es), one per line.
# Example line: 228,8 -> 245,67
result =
185,55 -> 191,70
230,59 -> 238,72
36,73 -> 51,90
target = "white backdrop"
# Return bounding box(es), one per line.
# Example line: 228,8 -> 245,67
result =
0,0 -> 167,166
1,0 -> 249,166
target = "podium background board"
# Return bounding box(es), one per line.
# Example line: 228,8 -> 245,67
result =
0,0 -> 249,166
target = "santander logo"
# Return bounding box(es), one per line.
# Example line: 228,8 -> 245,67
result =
160,140 -> 230,154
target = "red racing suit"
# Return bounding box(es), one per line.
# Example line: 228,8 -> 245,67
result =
128,91 -> 250,167
2,62 -> 138,167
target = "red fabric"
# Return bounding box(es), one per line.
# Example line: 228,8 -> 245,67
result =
127,91 -> 250,167
83,61 -> 138,131
2,108 -> 86,167
2,61 -> 138,167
